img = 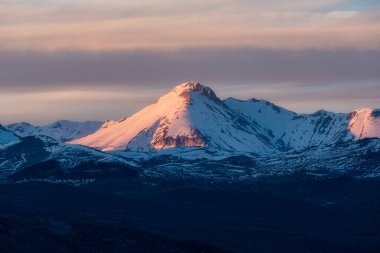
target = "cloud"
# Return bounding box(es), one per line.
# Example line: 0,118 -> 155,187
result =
0,0 -> 379,50
0,48 -> 379,91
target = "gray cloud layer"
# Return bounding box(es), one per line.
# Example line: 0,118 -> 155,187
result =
1,48 -> 379,90
1,0 -> 379,50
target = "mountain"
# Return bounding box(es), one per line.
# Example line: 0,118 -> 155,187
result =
72,82 -> 276,154
0,125 -> 20,149
7,120 -> 104,142
72,82 -> 380,153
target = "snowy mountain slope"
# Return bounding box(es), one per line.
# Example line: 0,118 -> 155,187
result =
0,125 -> 20,149
0,135 -> 138,180
224,98 -> 353,150
2,134 -> 379,181
7,120 -> 103,142
348,108 -> 380,139
123,138 -> 380,180
72,82 -> 276,154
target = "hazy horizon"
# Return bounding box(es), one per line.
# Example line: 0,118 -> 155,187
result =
2,79 -> 379,125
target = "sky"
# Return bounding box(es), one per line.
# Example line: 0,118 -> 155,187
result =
1,0 -> 379,124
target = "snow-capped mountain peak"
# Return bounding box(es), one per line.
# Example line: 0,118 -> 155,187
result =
71,82 -> 275,153
163,81 -> 221,104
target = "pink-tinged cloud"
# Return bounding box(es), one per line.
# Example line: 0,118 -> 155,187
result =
0,0 -> 379,51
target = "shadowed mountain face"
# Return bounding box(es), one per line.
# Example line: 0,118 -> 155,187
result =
70,82 -> 380,153
0,136 -> 139,180
0,125 -> 20,148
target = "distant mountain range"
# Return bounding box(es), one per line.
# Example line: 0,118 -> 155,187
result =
1,82 -> 379,181
6,120 -> 104,142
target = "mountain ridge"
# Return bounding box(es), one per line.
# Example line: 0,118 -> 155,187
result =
6,120 -> 104,142
71,82 -> 380,153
